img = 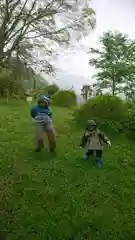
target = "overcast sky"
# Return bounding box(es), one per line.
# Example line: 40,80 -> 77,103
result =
48,0 -> 135,93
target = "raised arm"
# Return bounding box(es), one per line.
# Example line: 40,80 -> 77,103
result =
99,131 -> 111,146
80,132 -> 89,148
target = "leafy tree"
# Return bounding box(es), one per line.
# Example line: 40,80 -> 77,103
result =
8,56 -> 35,83
122,71 -> 135,100
44,84 -> 59,97
89,31 -> 135,96
0,0 -> 96,72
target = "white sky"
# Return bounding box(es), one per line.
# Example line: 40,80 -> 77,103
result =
48,0 -> 135,93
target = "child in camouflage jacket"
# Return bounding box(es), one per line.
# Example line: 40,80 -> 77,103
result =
80,120 -> 111,167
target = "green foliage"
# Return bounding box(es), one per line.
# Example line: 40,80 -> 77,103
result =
0,67 -> 25,97
89,31 -> 135,97
45,84 -> 59,97
52,90 -> 76,107
74,95 -> 127,131
75,94 -> 135,138
125,100 -> 135,110
123,106 -> 135,138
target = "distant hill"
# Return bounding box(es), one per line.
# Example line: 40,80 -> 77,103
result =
8,57 -> 48,90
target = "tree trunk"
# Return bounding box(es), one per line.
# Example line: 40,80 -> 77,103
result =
112,76 -> 115,96
5,89 -> 9,104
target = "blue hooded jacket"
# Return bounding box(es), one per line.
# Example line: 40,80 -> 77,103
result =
30,105 -> 52,119
30,96 -> 52,119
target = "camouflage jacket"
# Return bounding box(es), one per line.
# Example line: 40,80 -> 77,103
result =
80,128 -> 109,150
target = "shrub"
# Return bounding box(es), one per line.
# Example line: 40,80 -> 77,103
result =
74,95 -> 127,132
126,101 -> 135,110
52,90 -> 76,107
123,108 -> 135,139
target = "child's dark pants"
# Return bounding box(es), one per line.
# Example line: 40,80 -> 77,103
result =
85,150 -> 102,167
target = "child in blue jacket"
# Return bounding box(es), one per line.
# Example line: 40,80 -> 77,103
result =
30,95 -> 56,152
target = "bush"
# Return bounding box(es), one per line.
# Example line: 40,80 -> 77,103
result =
52,90 -> 76,107
74,95 -> 127,132
123,108 -> 135,138
126,101 -> 135,110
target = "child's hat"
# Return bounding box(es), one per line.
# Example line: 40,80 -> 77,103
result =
86,119 -> 96,129
38,95 -> 50,104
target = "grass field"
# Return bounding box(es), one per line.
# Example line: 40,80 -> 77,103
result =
1,104 -> 135,240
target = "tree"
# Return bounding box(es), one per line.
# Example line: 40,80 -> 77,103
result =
81,85 -> 93,101
123,74 -> 135,100
0,0 -> 96,72
0,67 -> 24,97
92,83 -> 103,96
23,73 -> 48,92
89,31 -> 135,96
44,84 -> 59,97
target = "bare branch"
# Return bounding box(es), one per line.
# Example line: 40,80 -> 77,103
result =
0,0 -> 95,75
5,0 -> 34,41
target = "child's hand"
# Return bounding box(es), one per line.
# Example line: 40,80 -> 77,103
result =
79,145 -> 83,149
107,140 -> 111,146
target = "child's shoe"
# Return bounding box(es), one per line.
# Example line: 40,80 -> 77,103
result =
50,147 -> 56,154
84,153 -> 89,160
35,140 -> 44,152
96,157 -> 102,168
35,148 -> 41,152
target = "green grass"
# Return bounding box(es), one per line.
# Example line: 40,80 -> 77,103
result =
0,104 -> 135,240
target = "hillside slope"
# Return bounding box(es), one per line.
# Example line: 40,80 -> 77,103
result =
0,104 -> 135,240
